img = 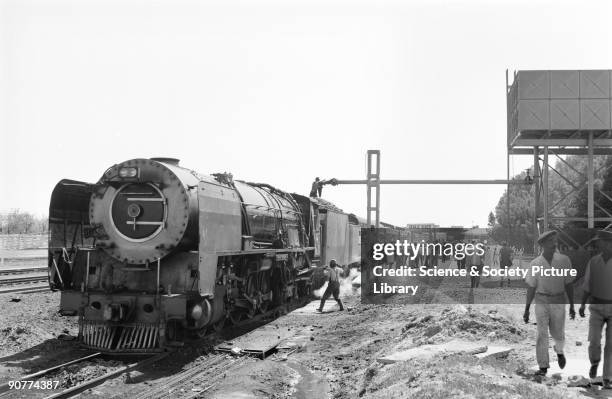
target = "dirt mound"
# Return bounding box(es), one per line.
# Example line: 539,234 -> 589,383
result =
362,354 -> 581,399
401,305 -> 525,343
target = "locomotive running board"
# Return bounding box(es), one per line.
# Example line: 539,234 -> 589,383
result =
81,321 -> 161,353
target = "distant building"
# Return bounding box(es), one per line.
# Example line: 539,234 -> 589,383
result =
465,227 -> 489,242
405,224 -> 467,242
406,223 -> 439,229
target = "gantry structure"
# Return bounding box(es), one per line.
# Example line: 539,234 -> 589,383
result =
332,150 -> 528,228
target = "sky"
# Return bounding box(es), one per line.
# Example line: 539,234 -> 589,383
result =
1,0 -> 612,227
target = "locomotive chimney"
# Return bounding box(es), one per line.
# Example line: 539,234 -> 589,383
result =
150,157 -> 180,166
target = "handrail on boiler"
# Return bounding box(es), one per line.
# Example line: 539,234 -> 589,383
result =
156,258 -> 161,296
85,251 -> 90,293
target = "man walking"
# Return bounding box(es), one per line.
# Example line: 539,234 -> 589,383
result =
492,245 -> 499,268
524,231 -> 576,376
317,259 -> 344,312
499,242 -> 513,287
469,241 -> 484,288
455,241 -> 467,270
579,230 -> 612,388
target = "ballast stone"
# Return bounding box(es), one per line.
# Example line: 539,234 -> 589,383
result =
475,346 -> 513,359
376,340 -> 488,364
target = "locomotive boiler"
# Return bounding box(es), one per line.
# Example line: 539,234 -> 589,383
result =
49,158 -> 312,352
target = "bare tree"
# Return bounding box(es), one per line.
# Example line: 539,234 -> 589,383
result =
0,209 -> 48,234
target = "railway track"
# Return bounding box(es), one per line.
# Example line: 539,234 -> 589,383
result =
0,284 -> 306,397
43,353 -> 169,399
0,266 -> 47,276
0,353 -> 102,397
121,305 -> 305,399
0,284 -> 49,294
93,305 -> 296,399
0,267 -> 49,294
181,357 -> 249,399
128,353 -> 249,399
0,273 -> 47,286
0,352 -> 169,399
0,320 -> 278,399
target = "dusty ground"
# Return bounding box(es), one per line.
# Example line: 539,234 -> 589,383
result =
1,269 -> 611,398
0,291 -> 78,359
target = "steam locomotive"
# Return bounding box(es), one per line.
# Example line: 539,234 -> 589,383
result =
49,158 -> 367,352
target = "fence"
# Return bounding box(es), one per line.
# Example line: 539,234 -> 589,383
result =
0,234 -> 48,250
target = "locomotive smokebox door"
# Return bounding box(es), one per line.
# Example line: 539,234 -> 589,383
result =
197,180 -> 242,297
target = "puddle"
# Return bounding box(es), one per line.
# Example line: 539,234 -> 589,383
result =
286,361 -> 330,399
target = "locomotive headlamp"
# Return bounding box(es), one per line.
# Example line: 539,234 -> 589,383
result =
119,167 -> 139,178
190,304 -> 203,320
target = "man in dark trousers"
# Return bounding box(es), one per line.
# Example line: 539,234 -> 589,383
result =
310,177 -> 323,197
579,230 -> 612,388
499,242 -> 513,287
317,259 -> 344,312
468,241 -> 484,288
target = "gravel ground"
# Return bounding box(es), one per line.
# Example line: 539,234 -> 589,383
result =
0,291 -> 84,399
0,291 -> 78,359
1,277 -> 611,398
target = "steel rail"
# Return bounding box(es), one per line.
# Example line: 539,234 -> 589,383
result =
0,275 -> 48,285
131,354 -> 228,399
43,352 -> 169,399
182,357 -> 248,399
0,353 -> 102,395
0,284 -> 49,295
0,267 -> 47,275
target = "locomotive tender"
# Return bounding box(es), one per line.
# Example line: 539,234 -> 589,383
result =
49,158 -> 363,352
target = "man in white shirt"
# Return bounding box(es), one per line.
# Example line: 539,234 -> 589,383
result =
579,230 -> 612,388
524,230 -> 576,376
